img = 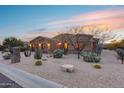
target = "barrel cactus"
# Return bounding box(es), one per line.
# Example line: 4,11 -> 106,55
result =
93,64 -> 102,69
35,60 -> 42,66
53,49 -> 63,58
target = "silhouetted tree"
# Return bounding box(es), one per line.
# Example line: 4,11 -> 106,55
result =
66,26 -> 89,59
3,37 -> 24,52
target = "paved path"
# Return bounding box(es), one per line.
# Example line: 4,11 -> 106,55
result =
0,63 -> 64,88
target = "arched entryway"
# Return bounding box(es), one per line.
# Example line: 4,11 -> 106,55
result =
40,43 -> 50,53
63,42 -> 69,55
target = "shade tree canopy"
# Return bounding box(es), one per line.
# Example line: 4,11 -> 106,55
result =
2,37 -> 24,49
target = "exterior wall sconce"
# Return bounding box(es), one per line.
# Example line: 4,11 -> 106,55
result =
64,42 -> 68,49
39,43 -> 41,47
29,44 -> 32,47
57,42 -> 62,46
57,42 -> 62,49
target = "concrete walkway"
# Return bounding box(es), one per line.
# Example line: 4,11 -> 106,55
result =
0,73 -> 22,88
0,63 -> 64,88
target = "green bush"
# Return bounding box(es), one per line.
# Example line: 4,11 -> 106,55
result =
34,48 -> 42,59
93,64 -> 101,69
80,51 -> 98,57
53,49 -> 63,58
35,60 -> 42,66
80,51 -> 101,63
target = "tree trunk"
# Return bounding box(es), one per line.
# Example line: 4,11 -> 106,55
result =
77,50 -> 80,59
121,59 -> 124,64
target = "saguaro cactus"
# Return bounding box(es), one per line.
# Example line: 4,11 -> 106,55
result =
24,44 -> 31,57
34,47 -> 42,65
34,48 -> 42,59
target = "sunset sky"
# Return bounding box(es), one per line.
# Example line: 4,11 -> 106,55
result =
0,5 -> 124,43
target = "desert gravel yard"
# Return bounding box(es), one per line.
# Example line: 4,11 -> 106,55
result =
0,50 -> 124,88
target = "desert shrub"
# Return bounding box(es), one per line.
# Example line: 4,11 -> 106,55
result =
35,60 -> 42,66
34,48 -> 42,59
2,48 -> 10,53
116,48 -> 124,64
93,64 -> 101,69
53,49 -> 63,58
3,52 -> 11,59
80,51 -> 101,63
80,51 -> 97,56
0,45 -> 5,51
106,39 -> 124,50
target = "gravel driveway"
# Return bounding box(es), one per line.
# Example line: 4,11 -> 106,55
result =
0,50 -> 124,88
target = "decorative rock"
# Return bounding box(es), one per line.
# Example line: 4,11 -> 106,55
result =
61,64 -> 74,73
11,47 -> 20,63
42,59 -> 47,61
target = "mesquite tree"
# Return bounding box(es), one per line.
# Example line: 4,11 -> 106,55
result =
83,24 -> 116,55
85,24 -> 115,44
66,27 -> 90,59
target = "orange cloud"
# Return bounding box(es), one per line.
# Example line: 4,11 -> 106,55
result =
22,31 -> 59,42
48,9 -> 124,30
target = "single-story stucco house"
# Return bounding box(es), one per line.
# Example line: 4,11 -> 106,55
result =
29,33 -> 99,53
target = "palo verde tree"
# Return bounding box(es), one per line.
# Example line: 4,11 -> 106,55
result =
82,24 -> 117,55
65,24 -> 117,58
84,24 -> 116,44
